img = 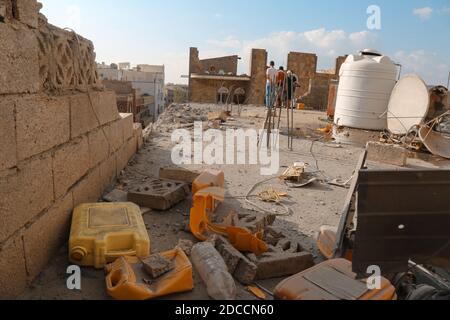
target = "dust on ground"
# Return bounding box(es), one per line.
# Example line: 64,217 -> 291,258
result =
20,103 -> 444,300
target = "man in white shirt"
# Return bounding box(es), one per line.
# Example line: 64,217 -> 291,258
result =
266,61 -> 277,108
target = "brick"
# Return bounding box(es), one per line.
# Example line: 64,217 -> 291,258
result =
116,138 -> 135,174
23,193 -> 73,280
100,155 -> 117,189
90,91 -> 120,125
0,235 -> 27,299
256,252 -> 314,280
231,213 -> 276,233
0,23 -> 39,94
103,120 -> 123,153
16,95 -> 70,160
367,142 -> 408,167
159,167 -> 201,184
215,236 -> 257,285
121,113 -> 134,141
0,97 -> 17,171
88,128 -> 110,168
73,167 -> 103,206
142,254 -> 174,279
16,0 -> 42,28
127,179 -> 189,211
53,137 -> 90,199
0,153 -> 54,242
70,93 -> 100,139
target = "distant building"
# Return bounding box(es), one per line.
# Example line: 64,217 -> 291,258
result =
97,63 -> 165,119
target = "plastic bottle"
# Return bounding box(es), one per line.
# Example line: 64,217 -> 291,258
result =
191,242 -> 236,300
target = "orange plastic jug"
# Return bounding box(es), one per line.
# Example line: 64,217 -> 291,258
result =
190,187 -> 267,255
105,248 -> 194,300
69,202 -> 150,269
274,259 -> 397,300
317,225 -> 353,261
192,170 -> 225,197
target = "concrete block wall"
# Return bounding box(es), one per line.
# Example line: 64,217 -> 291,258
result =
248,49 -> 268,105
0,1 -> 143,299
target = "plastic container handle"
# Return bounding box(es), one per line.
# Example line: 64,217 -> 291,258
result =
105,249 -> 137,259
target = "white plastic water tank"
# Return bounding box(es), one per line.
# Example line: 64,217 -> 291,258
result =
334,49 -> 398,130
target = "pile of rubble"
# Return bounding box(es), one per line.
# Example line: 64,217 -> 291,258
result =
152,104 -> 209,132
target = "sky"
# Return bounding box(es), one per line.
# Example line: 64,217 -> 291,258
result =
40,0 -> 450,85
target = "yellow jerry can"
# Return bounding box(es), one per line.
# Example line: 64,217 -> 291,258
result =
69,202 -> 150,269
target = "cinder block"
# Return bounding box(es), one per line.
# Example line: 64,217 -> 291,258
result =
256,252 -> 314,280
103,120 -> 123,153
16,95 -> 70,160
0,23 -> 39,94
70,93 -> 100,139
0,153 -> 54,242
88,128 -> 110,168
0,235 -> 27,299
215,236 -> 257,285
23,193 -> 73,280
0,96 -> 17,171
73,167 -> 103,206
367,142 -> 408,167
121,113 -> 134,141
89,91 -> 120,125
53,137 -> 90,199
16,0 -> 42,28
127,179 -> 189,211
100,155 -> 117,189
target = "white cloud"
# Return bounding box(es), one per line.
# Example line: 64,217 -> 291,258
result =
207,36 -> 241,49
413,7 -> 433,21
393,50 -> 450,85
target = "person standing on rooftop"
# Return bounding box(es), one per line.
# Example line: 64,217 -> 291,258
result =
266,61 -> 277,108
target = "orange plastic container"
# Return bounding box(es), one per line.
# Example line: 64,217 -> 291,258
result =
317,225 -> 353,261
192,170 -> 225,196
105,248 -> 194,300
274,259 -> 397,300
190,187 -> 267,255
69,203 -> 150,269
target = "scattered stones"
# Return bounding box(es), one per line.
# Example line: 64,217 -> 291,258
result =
127,179 -> 190,211
142,254 -> 174,279
214,236 -> 258,285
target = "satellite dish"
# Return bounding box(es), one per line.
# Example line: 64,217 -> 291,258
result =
387,74 -> 430,135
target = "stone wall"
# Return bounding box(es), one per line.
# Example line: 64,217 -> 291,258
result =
190,78 -> 250,104
248,49 -> 268,105
200,56 -> 239,75
0,0 -> 143,298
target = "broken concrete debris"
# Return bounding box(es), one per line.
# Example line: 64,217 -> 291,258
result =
142,254 -> 175,279
177,239 -> 194,256
366,141 -> 408,167
127,179 -> 190,210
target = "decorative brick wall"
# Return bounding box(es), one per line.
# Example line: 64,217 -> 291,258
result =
0,0 -> 143,298
199,56 -> 239,75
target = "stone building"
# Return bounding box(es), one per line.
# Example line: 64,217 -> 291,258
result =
0,0 -> 143,298
188,47 -> 347,110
